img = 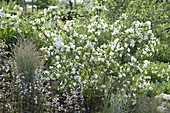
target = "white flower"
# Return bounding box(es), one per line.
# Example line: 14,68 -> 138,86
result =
74,75 -> 81,82
149,86 -> 153,90
124,43 -> 128,48
121,88 -> 125,92
83,56 -> 86,60
130,39 -> 135,47
133,93 -> 136,97
145,21 -> 151,29
127,68 -> 130,72
127,81 -> 130,84
125,28 -> 134,34
109,51 -> 114,56
127,48 -> 130,52
162,94 -> 170,101
118,74 -> 122,78
112,28 -> 119,35
70,63 -> 73,66
136,28 -> 143,38
52,11 -> 56,15
75,55 -> 79,60
66,46 -> 71,52
44,70 -> 49,75
35,19 -> 41,24
101,44 -> 107,48
32,26 -> 37,30
142,50 -> 147,55
88,28 -> 95,33
44,9 -> 47,16
55,37 -> 65,49
86,42 -> 94,50
49,46 -> 53,50
147,29 -> 152,35
123,73 -> 126,77
55,56 -> 60,60
137,66 -> 143,73
106,61 -> 111,67
121,14 -> 127,19
70,43 -> 75,49
118,47 -> 124,51
95,31 -> 101,35
94,74 -> 98,78
19,7 -> 23,11
97,24 -> 102,28
72,0 -> 83,4
131,56 -> 137,62
14,5 -> 18,10
73,32 -> 78,37
90,44 -> 94,50
45,77 -> 50,81
41,27 -> 45,30
71,68 -> 76,74
48,6 -> 58,10
113,38 -> 119,45
132,99 -> 136,105
133,20 -> 142,28
101,85 -> 106,88
57,64 -> 61,68
98,58 -> 104,62
95,5 -> 107,10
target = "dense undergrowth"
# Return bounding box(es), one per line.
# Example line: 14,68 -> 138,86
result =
0,0 -> 170,112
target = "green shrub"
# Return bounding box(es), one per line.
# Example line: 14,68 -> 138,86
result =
0,0 -> 170,112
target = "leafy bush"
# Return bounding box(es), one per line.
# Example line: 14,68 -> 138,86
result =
0,40 -> 12,112
0,0 -> 170,112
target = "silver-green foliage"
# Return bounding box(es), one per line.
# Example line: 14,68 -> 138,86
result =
13,39 -> 44,112
14,40 -> 43,83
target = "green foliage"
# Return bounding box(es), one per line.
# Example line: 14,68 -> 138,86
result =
125,0 -> 170,63
0,0 -> 17,9
133,95 -> 160,113
35,0 -> 58,9
102,94 -> 130,113
0,0 -> 170,112
13,39 -> 43,83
